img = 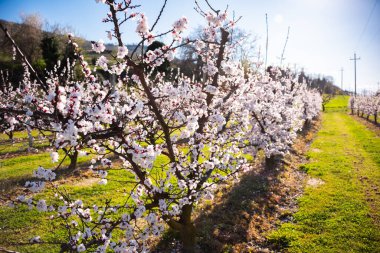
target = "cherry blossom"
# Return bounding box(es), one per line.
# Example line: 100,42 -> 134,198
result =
350,94 -> 380,123
92,39 -> 106,53
136,14 -> 149,36
50,151 -> 59,163
0,0 -> 323,252
116,46 -> 128,59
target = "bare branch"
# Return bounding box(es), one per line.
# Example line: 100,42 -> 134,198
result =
204,0 -> 220,14
150,0 -> 168,32
0,23 -> 48,93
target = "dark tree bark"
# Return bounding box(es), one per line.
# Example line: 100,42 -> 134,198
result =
179,204 -> 196,253
166,204 -> 197,253
265,154 -> 282,170
68,150 -> 79,171
6,131 -> 13,142
304,119 -> 311,129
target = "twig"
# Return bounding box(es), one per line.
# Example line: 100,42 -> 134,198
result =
0,23 -> 48,93
194,0 -> 206,17
0,247 -> 20,253
108,1 -> 123,46
204,0 -> 220,14
150,0 -> 168,32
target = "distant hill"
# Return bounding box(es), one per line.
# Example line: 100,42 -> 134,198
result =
298,71 -> 345,95
0,19 -> 145,62
0,18 -> 149,84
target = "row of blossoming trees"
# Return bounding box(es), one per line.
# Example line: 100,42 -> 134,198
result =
0,0 -> 322,252
350,94 -> 380,124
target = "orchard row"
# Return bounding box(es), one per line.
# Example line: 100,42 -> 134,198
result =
0,1 -> 322,252
350,94 -> 380,124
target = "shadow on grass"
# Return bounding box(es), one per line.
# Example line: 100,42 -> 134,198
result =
195,161 -> 285,252
351,114 -> 380,137
152,158 -> 289,253
152,120 -> 319,253
353,114 -> 379,127
0,161 -> 90,197
0,142 -> 51,158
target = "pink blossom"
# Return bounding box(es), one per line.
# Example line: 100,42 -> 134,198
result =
92,39 -> 106,53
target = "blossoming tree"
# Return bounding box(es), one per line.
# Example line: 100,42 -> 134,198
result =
350,94 -> 380,124
0,0 -> 322,252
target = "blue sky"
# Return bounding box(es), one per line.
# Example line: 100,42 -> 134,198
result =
0,0 -> 379,93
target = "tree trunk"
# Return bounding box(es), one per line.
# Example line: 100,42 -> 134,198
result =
366,114 -> 370,120
180,223 -> 196,253
303,119 -> 311,130
68,150 -> 79,171
27,127 -> 34,152
265,154 -> 282,170
322,104 -> 325,112
6,131 -> 13,143
375,113 -> 378,125
179,204 -> 196,253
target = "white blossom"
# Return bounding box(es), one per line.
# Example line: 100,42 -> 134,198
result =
77,243 -> 86,252
36,199 -> 48,212
96,55 -> 109,70
92,39 -> 106,53
117,46 -> 128,59
50,151 -> 59,163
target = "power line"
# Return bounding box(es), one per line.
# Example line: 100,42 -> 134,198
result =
355,0 -> 378,50
365,25 -> 380,49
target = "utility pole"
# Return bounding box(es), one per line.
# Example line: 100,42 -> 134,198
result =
350,53 -> 360,96
265,13 -> 268,70
340,68 -> 344,91
280,26 -> 290,66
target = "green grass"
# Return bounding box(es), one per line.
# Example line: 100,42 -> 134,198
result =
324,95 -> 349,112
326,95 -> 350,107
0,150 -> 92,183
268,110 -> 380,252
0,130 -> 51,141
0,130 -> 52,156
0,139 -> 51,155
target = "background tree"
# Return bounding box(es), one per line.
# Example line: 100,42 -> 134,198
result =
41,35 -> 60,71
14,14 -> 43,63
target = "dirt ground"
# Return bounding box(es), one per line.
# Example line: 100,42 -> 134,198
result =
153,119 -> 321,253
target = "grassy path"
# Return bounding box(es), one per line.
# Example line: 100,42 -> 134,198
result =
269,108 -> 380,251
